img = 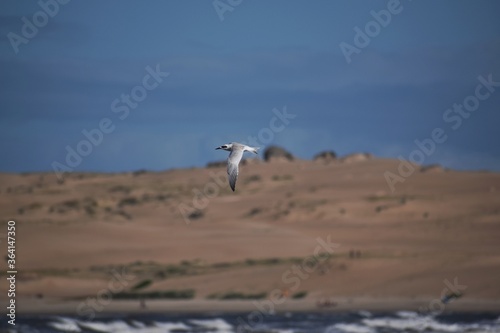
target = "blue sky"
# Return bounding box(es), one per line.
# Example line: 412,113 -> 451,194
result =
1,0 -> 500,173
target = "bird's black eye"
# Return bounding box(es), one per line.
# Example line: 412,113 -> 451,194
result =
222,146 -> 227,149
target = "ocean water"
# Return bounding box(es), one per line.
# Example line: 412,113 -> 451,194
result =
2,311 -> 500,333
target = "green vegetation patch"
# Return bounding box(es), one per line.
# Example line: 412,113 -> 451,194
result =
365,195 -> 401,202
115,289 -> 195,300
131,279 -> 152,291
292,291 -> 308,299
272,174 -> 294,181
207,291 -> 267,300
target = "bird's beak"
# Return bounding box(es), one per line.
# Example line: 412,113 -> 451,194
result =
215,147 -> 221,150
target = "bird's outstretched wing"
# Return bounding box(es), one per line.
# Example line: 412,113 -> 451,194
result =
227,148 -> 244,191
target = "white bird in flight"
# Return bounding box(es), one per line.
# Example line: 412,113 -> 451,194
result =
216,142 -> 259,191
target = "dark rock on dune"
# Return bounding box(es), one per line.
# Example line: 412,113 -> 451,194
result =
313,151 -> 337,163
420,164 -> 446,173
263,146 -> 294,162
339,152 -> 373,163
132,169 -> 148,176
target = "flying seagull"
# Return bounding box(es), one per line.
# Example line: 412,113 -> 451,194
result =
216,142 -> 259,191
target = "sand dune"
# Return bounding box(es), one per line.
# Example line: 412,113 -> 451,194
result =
1,157 -> 499,313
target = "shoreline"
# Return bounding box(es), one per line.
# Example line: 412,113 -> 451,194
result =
13,297 -> 500,316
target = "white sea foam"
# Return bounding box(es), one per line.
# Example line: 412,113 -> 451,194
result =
19,313 -> 500,333
128,320 -> 146,328
190,318 -> 233,332
77,320 -> 132,332
363,315 -> 462,332
357,311 -> 372,318
152,321 -> 190,331
332,323 -> 374,333
47,317 -> 81,332
396,310 -> 419,318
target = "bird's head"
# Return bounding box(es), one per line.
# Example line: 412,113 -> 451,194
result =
215,143 -> 232,151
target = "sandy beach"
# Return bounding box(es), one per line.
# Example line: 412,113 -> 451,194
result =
12,298 -> 500,316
